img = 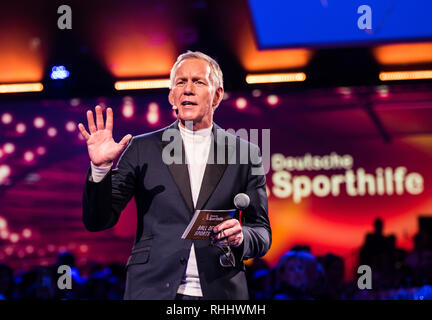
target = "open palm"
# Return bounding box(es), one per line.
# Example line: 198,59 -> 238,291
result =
78,106 -> 132,167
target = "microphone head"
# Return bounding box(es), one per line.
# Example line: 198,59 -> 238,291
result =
234,193 -> 250,210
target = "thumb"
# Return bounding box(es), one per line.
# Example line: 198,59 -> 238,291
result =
118,134 -> 132,148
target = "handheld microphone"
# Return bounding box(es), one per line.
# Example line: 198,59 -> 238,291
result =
234,193 -> 250,225
234,193 -> 250,210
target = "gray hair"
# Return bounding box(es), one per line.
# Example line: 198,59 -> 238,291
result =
169,51 -> 224,90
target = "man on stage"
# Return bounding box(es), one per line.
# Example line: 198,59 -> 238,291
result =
79,51 -> 271,300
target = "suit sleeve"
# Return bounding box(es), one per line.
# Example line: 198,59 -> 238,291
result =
235,144 -> 272,260
82,137 -> 139,232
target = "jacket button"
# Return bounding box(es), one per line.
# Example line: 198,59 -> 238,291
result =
180,257 -> 187,265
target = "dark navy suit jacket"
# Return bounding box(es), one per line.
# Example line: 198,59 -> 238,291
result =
82,120 -> 271,299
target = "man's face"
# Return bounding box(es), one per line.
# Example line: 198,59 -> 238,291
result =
169,58 -> 223,130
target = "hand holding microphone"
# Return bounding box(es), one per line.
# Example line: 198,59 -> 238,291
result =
211,193 -> 250,247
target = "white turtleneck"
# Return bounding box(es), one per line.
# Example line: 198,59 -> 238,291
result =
90,123 -> 213,297
176,123 -> 212,297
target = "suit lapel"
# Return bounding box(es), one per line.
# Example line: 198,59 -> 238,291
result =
158,121 -> 233,214
158,121 -> 194,213
195,123 -> 232,211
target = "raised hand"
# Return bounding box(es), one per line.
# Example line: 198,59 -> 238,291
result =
78,105 -> 132,167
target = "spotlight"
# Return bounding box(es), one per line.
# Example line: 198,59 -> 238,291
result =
34,117 -> 45,128
23,151 -> 35,162
47,127 -> 57,137
1,113 -> 12,124
16,123 -> 26,134
0,165 -> 11,184
36,146 -> 46,155
235,97 -> 248,110
252,89 -> 262,97
0,83 -> 43,93
246,72 -> 306,84
5,247 -> 13,255
25,245 -> 34,254
0,216 -> 7,229
147,102 -> 159,125
379,70 -> 432,81
3,143 -> 15,154
10,233 -> 19,243
70,98 -> 80,107
50,66 -> 70,80
114,79 -> 170,90
336,87 -> 352,99
122,97 -> 135,118
0,230 -> 8,239
22,228 -> 32,238
376,85 -> 389,98
267,95 -> 279,106
65,121 -> 76,132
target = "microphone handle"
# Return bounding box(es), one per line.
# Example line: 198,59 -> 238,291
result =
237,209 -> 242,226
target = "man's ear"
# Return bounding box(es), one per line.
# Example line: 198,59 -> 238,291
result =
168,90 -> 174,107
212,87 -> 224,110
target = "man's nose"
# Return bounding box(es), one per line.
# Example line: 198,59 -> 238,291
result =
184,81 -> 194,95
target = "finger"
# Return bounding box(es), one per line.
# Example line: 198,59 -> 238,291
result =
213,219 -> 239,233
227,235 -> 238,245
95,105 -> 105,131
218,226 -> 241,240
106,107 -> 113,131
118,134 -> 132,148
229,234 -> 243,247
86,110 -> 97,134
78,123 -> 90,141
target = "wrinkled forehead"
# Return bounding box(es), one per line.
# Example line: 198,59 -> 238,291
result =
174,58 -> 212,80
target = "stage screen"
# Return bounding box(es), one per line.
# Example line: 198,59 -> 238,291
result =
248,0 -> 432,48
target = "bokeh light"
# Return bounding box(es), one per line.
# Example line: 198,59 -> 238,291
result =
23,151 -> 35,162
1,113 -> 13,124
65,121 -> 76,132
267,94 -> 279,106
3,143 -> 15,154
147,102 -> 159,125
47,127 -> 57,137
235,97 -> 248,110
16,122 -> 26,134
33,117 -> 45,128
10,233 -> 19,243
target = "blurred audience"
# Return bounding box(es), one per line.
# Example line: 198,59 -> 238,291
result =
0,217 -> 431,299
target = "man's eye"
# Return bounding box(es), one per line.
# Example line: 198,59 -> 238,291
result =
196,81 -> 205,85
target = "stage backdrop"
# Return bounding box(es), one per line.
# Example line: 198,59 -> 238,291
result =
0,84 -> 431,277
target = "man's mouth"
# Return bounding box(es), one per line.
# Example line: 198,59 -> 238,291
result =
181,101 -> 198,106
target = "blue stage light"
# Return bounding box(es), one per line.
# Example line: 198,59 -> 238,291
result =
50,66 -> 70,80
